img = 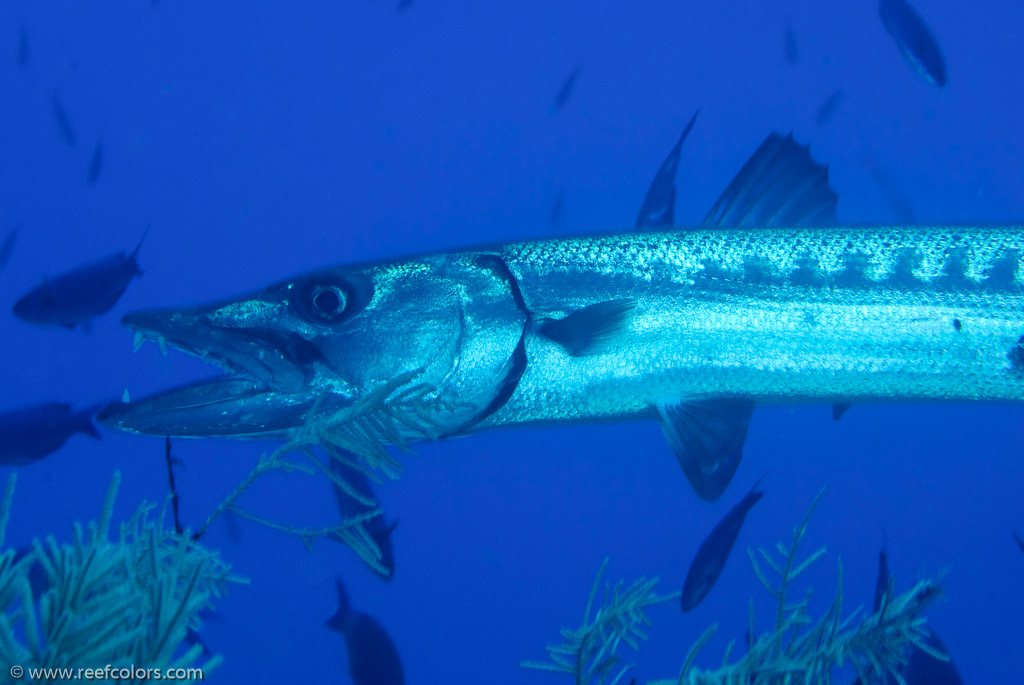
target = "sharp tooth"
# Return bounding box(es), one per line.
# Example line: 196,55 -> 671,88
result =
121,388 -> 131,403
158,336 -> 168,356
133,331 -> 145,352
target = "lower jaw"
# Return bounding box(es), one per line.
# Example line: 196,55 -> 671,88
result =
96,375 -> 329,439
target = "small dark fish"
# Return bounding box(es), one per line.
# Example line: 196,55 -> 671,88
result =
0,402 -> 101,465
0,225 -> 18,268
879,0 -> 947,86
331,457 -> 396,581
551,66 -> 581,112
87,139 -> 103,184
681,480 -> 764,612
13,230 -> 147,329
1014,531 -> 1024,553
902,632 -> 964,684
327,578 -> 404,685
17,24 -> 29,68
783,17 -> 798,65
635,111 -> 698,229
51,94 -> 77,148
815,90 -> 844,126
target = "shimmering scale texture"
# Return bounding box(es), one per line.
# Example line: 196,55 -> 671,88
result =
482,226 -> 1024,428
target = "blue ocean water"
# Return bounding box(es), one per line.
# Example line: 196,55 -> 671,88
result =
0,0 -> 1022,682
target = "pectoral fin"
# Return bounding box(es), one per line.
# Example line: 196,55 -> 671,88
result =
656,397 -> 755,501
538,299 -> 636,357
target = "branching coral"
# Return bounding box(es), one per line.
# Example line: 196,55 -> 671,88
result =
524,488 -> 946,685
190,438 -> 394,576
522,558 -> 679,685
0,471 -> 244,683
192,381 -> 430,575
284,369 -> 443,479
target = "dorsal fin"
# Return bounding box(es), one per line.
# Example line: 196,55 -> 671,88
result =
702,132 -> 838,228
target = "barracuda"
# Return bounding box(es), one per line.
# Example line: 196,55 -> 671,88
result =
98,133 -> 1024,501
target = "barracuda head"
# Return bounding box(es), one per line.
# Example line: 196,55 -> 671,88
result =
98,253 -> 526,444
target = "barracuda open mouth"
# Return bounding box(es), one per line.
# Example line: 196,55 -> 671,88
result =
97,304 -> 350,438
120,308 -> 319,393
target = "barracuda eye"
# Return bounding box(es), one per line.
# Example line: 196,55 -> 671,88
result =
288,273 -> 374,326
312,285 -> 346,318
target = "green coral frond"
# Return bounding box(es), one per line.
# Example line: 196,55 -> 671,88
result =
747,548 -> 778,598
282,369 -> 441,477
678,623 -> 718,683
526,487 -> 944,685
523,558 -> 678,685
95,469 -> 121,544
193,447 -> 309,540
770,485 -> 827,630
0,470 -> 244,677
192,385 -> 413,570
227,502 -> 384,555
789,546 -> 827,582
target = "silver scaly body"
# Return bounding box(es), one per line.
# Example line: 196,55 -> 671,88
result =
489,224 -> 1024,429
